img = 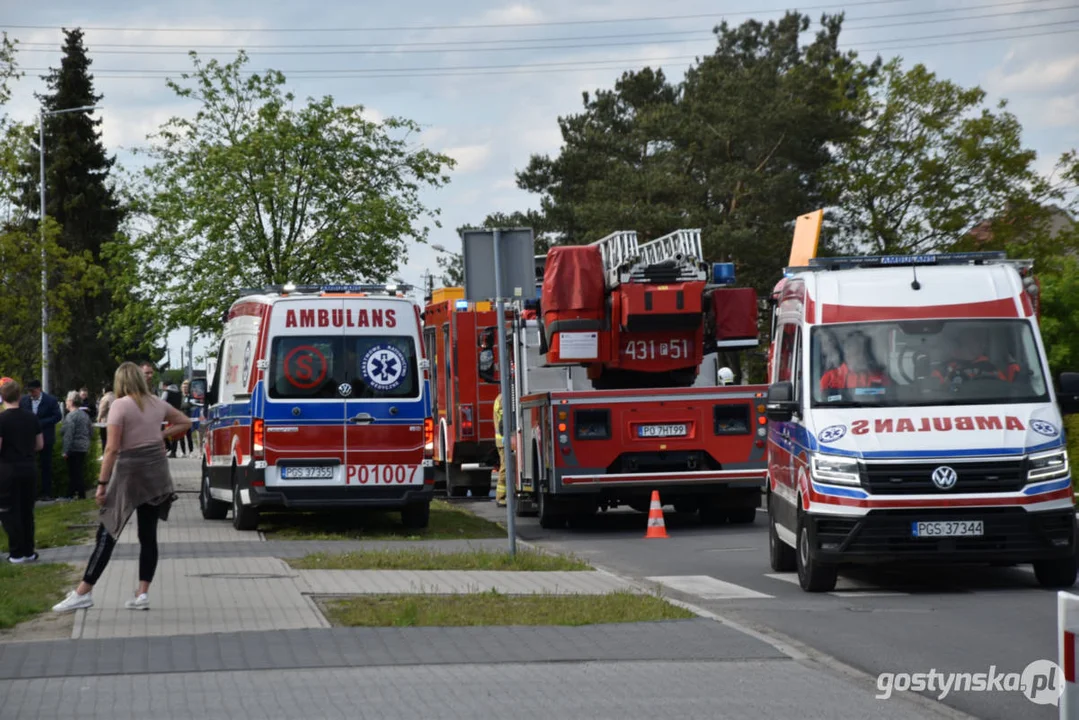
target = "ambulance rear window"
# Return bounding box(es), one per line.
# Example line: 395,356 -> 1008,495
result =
269,335 -> 419,400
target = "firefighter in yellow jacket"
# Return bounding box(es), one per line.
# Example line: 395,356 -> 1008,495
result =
493,392 -> 506,506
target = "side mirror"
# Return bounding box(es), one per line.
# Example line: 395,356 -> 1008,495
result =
1058,372 -> 1079,415
765,381 -> 798,422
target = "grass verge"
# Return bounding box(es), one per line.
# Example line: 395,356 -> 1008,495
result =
288,548 -> 590,571
259,500 -> 505,541
1067,415 -> 1079,493
0,563 -> 74,629
1,498 -> 97,554
320,590 -> 695,627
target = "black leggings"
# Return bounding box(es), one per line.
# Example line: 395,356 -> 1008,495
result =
82,504 -> 160,585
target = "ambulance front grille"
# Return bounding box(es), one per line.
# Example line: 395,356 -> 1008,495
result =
861,460 -> 1025,495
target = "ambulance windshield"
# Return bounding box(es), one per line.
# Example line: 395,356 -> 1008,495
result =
268,335 -> 419,400
809,319 -> 1049,408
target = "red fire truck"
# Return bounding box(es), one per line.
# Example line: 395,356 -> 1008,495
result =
505,229 -> 770,528
423,287 -> 514,497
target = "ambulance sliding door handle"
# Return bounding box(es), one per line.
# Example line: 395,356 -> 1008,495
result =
349,413 -> 374,424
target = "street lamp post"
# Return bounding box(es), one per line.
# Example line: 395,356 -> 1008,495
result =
38,104 -> 101,393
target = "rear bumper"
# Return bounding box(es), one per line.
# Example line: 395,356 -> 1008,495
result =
252,467 -> 435,509
806,507 -> 1077,565
556,468 -> 766,491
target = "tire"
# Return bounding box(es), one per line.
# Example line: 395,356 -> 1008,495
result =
445,464 -> 469,498
1033,555 -> 1078,588
796,511 -> 838,592
231,472 -> 260,531
727,507 -> 757,525
199,466 -> 228,520
699,505 -> 726,525
401,501 -> 431,530
768,496 -> 796,572
537,491 -> 564,529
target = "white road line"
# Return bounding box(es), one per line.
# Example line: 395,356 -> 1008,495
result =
646,575 -> 774,600
763,572 -> 909,597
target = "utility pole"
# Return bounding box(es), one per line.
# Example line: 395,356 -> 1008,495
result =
37,103 -> 102,393
187,328 -> 195,379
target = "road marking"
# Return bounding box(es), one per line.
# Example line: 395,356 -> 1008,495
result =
763,572 -> 909,597
646,575 -> 774,600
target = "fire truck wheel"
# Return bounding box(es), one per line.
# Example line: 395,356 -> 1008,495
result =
231,475 -> 260,532
699,505 -> 726,525
200,466 -> 228,520
537,492 -> 565,529
1033,555 -> 1077,589
401,501 -> 431,530
796,511 -> 837,592
769,497 -> 796,572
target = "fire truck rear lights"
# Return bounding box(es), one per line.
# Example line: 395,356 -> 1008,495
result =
423,417 -> 434,450
757,416 -> 767,425
559,433 -> 569,444
459,406 -> 474,437
558,423 -> 567,432
558,411 -> 567,420
756,404 -> 766,413
757,427 -> 767,437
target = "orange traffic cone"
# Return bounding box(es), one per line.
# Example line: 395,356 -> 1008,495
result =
644,490 -> 668,539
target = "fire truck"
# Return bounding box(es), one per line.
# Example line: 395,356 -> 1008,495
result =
423,286 -> 513,497
504,228 -> 770,528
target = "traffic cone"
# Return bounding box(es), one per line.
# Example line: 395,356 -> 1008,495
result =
644,490 -> 668,539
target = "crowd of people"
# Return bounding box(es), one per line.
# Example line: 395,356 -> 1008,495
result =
0,363 -> 198,613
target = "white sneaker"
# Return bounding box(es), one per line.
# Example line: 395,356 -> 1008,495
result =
125,593 -> 149,611
53,590 -> 93,613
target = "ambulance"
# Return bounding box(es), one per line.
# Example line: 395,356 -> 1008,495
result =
199,283 -> 434,531
764,252 -> 1079,591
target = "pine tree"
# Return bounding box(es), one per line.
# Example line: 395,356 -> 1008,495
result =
17,28 -> 125,391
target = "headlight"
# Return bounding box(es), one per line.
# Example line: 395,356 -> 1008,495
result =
1027,450 -> 1069,482
811,454 -> 861,486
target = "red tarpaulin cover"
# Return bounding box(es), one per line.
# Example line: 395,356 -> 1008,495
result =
542,245 -> 605,313
713,287 -> 758,340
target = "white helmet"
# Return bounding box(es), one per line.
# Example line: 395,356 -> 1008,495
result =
718,367 -> 735,385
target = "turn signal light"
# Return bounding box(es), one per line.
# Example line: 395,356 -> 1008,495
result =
757,416 -> 767,425
423,417 -> 434,456
253,418 -> 265,459
558,422 -> 567,432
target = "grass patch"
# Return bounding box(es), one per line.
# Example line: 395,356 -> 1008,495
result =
259,500 -> 505,541
321,590 -> 695,627
0,563 -> 74,629
287,548 -> 590,571
1,498 -> 97,554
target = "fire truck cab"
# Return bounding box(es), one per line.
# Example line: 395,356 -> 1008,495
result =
200,283 -> 435,531
764,252 -> 1079,591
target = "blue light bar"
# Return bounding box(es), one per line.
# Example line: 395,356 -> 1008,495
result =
712,262 -> 736,285
455,299 -> 469,310
804,251 -> 1007,271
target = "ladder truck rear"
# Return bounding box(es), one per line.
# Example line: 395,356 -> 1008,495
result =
507,228 -> 770,528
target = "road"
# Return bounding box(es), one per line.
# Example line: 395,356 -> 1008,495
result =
468,500 -> 1064,720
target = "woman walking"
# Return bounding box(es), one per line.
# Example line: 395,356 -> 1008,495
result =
61,391 -> 92,499
0,379 -> 44,564
53,362 -> 191,612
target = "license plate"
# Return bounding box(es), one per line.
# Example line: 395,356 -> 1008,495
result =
911,520 -> 984,537
346,464 -> 423,485
638,424 -> 687,438
281,466 -> 334,479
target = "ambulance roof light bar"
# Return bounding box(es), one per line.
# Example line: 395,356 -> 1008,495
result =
784,251 -> 1029,275
238,282 -> 413,297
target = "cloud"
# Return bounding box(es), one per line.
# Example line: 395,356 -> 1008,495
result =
1044,94 -> 1079,128
360,107 -> 384,124
472,3 -> 543,26
987,53 -> 1079,96
443,143 -> 493,173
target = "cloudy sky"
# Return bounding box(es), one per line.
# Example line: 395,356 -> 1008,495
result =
2,0 -> 1077,365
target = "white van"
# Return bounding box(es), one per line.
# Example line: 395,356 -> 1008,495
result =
764,252 -> 1079,592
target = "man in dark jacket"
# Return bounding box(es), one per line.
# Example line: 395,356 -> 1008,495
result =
20,380 -> 62,499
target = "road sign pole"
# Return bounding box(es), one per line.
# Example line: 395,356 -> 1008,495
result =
492,229 -> 517,555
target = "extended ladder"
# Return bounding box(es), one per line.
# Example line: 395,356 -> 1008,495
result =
589,228 -> 708,288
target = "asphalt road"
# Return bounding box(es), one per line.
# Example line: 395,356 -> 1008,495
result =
467,499 -> 1066,720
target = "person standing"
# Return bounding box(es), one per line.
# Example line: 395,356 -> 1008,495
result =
0,379 -> 44,564
19,380 -> 62,500
493,392 -> 505,507
179,380 -> 194,457
52,362 -> 190,613
96,386 -> 114,459
61,391 -> 92,499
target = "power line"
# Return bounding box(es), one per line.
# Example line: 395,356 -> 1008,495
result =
11,0 -> 1069,50
20,17 -> 1079,76
0,0 -> 928,33
52,25 -> 1079,82
11,3 -> 1078,56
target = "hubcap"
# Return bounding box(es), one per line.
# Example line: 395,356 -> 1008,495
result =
799,526 -> 809,566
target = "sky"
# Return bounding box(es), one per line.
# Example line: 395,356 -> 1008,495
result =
2,0 -> 1077,367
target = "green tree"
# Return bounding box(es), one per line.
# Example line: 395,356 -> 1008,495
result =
135,51 -> 455,335
13,28 -> 126,390
1039,254 -> 1079,376
824,59 -> 1076,256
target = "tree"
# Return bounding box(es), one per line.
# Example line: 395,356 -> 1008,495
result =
824,59 -> 1070,255
12,28 -> 126,390
136,51 -> 455,335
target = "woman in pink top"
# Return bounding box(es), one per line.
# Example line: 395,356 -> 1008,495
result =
53,362 -> 191,613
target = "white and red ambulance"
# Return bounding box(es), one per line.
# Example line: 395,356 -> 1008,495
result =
764,252 -> 1079,591
199,283 -> 434,531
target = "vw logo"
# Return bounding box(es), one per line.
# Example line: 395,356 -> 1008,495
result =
931,465 -> 958,490
338,383 -> 353,397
